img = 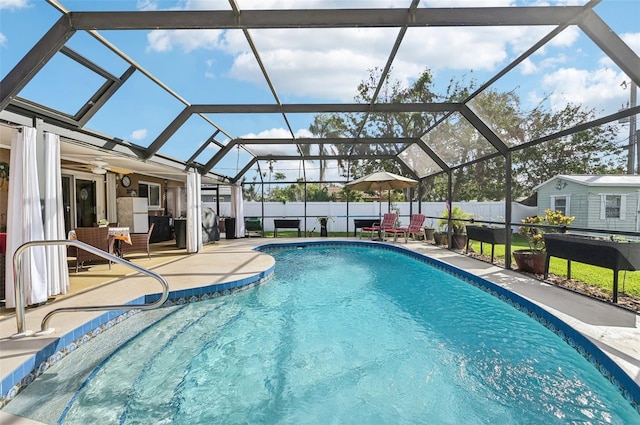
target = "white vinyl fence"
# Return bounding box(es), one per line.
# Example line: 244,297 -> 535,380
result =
205,201 -> 537,234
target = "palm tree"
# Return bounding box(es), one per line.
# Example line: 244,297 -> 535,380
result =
308,114 -> 347,185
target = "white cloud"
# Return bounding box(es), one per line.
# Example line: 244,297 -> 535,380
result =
230,47 -> 391,101
621,32 -> 640,55
241,129 -> 293,156
143,2 -> 545,101
506,25 -> 580,59
398,27 -> 510,73
520,58 -> 538,75
130,129 -> 148,140
218,27 -> 398,100
0,0 -> 29,10
294,129 -> 313,138
221,25 -> 548,100
541,66 -> 626,114
147,29 -> 224,53
242,127 -> 293,139
143,1 -> 636,115
239,127 -> 312,156
548,26 -> 580,48
519,53 -> 569,76
524,27 -> 640,116
143,0 -> 227,52
0,33 -> 7,47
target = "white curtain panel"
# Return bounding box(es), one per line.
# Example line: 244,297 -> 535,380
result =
5,127 -> 47,308
105,172 -> 118,223
186,170 -> 202,253
43,132 -> 70,298
231,184 -> 245,238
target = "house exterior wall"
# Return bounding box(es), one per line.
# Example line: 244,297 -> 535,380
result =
537,180 -> 588,226
538,180 -> 639,232
586,188 -> 638,232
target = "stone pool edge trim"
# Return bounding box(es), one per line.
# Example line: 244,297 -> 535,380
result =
0,264 -> 275,408
257,240 -> 640,414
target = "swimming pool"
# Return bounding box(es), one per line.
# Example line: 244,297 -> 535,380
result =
49,244 -> 638,424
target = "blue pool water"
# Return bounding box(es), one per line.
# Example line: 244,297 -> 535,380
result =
60,245 -> 639,424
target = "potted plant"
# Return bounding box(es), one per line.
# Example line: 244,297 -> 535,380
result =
433,223 -> 448,245
438,206 -> 471,249
423,219 -> 435,242
515,209 -> 574,274
316,215 -> 334,237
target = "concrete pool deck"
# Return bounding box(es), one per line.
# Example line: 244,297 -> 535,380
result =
1,237 -> 639,423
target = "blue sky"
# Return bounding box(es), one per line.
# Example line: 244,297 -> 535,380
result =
0,0 -> 639,181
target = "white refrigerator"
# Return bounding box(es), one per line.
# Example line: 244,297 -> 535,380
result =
116,197 -> 149,233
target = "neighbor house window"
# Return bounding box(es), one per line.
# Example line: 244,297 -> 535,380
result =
550,195 -> 569,215
138,181 -> 161,209
601,194 -> 625,220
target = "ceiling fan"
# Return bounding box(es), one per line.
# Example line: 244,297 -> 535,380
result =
84,158 -> 132,175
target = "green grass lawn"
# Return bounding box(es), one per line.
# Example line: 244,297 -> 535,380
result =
469,234 -> 640,298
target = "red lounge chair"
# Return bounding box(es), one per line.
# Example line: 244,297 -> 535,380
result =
385,214 -> 426,243
360,213 -> 397,240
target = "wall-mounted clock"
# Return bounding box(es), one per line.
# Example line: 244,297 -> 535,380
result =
121,175 -> 131,187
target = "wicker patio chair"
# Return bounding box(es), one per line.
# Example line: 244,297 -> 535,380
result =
121,223 -> 155,259
72,226 -> 111,273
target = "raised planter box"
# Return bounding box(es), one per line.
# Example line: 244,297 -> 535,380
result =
465,225 -> 507,263
543,233 -> 640,303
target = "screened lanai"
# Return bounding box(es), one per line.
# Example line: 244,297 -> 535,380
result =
0,0 -> 638,244
0,0 -> 640,183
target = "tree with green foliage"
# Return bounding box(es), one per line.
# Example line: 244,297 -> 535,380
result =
512,102 -> 622,195
317,67 -> 622,202
241,175 -> 261,201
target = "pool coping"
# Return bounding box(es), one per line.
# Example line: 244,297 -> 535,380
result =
1,238 -> 639,419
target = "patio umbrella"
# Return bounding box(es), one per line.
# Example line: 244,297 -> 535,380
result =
345,171 -> 418,234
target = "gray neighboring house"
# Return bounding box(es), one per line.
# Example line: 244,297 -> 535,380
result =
534,175 -> 640,233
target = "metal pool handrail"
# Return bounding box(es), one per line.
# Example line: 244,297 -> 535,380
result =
12,239 -> 169,338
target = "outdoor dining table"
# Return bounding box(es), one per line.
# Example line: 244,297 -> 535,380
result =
68,226 -> 132,257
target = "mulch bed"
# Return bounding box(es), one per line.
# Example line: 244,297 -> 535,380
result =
465,250 -> 640,313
